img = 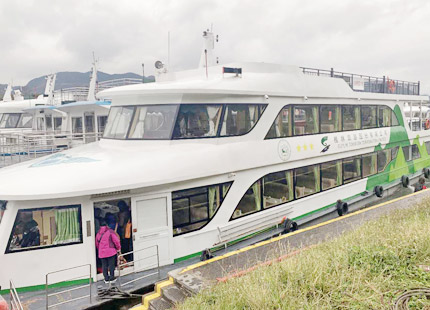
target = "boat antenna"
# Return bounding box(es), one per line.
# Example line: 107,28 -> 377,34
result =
168,31 -> 171,71
87,52 -> 98,101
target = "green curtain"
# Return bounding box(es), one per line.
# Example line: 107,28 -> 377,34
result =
335,107 -> 341,131
54,207 -> 80,244
371,154 -> 377,175
356,158 -> 361,176
285,171 -> 294,201
354,107 -> 361,129
336,160 -> 342,185
313,166 -> 320,192
252,182 -> 261,211
222,183 -> 231,198
208,186 -> 218,217
312,107 -> 318,133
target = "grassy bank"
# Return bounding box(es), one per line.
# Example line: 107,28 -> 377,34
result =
179,201 -> 430,309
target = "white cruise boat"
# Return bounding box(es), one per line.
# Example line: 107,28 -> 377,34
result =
0,58 -> 429,292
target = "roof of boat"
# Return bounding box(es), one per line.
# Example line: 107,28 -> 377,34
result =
24,100 -> 111,112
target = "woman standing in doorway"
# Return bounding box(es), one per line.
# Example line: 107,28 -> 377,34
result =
95,220 -> 121,283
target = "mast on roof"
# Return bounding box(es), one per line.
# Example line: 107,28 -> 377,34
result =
87,52 -> 98,101
2,83 -> 12,102
198,28 -> 218,69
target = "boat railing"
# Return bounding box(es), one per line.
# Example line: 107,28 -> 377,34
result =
45,264 -> 92,310
300,67 -> 420,95
97,78 -> 143,92
117,245 -> 161,288
9,280 -> 23,310
0,131 -> 103,168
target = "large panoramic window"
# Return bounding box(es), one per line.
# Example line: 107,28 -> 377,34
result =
295,165 -> 320,198
361,106 -> 377,129
220,104 -> 266,136
321,160 -> 342,190
402,145 -> 419,162
129,105 -> 178,139
294,106 -> 318,135
104,106 -> 135,139
263,170 -> 294,209
265,106 -> 292,139
378,106 -> 391,127
343,156 -> 361,183
17,114 -> 33,128
412,144 -> 421,160
72,117 -> 83,134
0,113 -> 21,128
7,205 -> 82,253
342,106 -> 361,130
172,105 -> 223,138
320,106 -> 341,133
377,149 -> 392,172
232,180 -> 262,219
172,182 -> 231,236
362,153 -> 377,177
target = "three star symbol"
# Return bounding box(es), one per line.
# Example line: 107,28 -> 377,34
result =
297,144 -> 314,152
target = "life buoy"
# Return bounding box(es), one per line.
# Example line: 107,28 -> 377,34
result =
425,119 -> 430,130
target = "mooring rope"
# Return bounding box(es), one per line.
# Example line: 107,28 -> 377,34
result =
390,288 -> 430,309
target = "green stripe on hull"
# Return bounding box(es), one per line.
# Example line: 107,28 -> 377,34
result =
0,278 -> 90,295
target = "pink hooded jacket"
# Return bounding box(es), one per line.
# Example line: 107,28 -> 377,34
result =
95,226 -> 121,259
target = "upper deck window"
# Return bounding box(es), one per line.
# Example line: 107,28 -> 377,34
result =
266,106 -> 291,139
219,104 -> 266,137
343,106 -> 361,130
320,106 -> 341,133
0,113 -> 21,128
17,114 -> 33,128
104,106 -> 135,139
294,106 -> 318,135
129,105 -> 178,139
172,105 -> 222,139
362,106 -> 377,129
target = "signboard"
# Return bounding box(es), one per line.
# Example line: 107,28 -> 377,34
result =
352,76 -> 365,91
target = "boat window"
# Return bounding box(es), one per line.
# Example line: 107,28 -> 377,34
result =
219,104 -> 266,137
402,146 -> 411,162
0,201 -> 6,224
46,115 -> 53,131
54,117 -> 62,132
294,106 -> 318,135
343,156 -> 361,183
361,106 -> 377,129
391,146 -> 399,159
172,105 -> 223,139
128,105 -> 178,140
426,142 -> 430,156
362,153 -> 377,177
263,170 -> 293,209
0,113 -> 21,128
232,180 -> 262,219
378,106 -> 391,127
295,165 -> 320,198
320,106 -> 341,133
342,106 -> 361,130
377,149 -> 392,172
17,114 -> 33,128
36,117 -> 44,131
72,117 -> 83,134
265,106 -> 292,139
104,106 -> 134,139
172,182 -> 232,236
321,160 -> 342,190
391,110 -> 400,126
412,144 -> 420,160
6,205 -> 82,253
97,116 -> 108,133
84,113 -> 95,133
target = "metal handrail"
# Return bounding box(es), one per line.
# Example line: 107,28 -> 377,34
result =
9,280 -> 23,310
117,245 -> 160,287
45,264 -> 92,310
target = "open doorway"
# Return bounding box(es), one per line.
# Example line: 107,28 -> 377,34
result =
94,198 -> 133,275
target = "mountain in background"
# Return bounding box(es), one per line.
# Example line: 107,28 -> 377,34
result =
0,71 -> 155,98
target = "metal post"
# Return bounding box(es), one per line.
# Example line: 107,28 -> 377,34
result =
142,63 -> 145,83
156,245 -> 161,279
420,101 -> 423,131
418,81 -> 420,95
382,76 -> 386,93
330,68 -> 334,77
45,274 -> 49,310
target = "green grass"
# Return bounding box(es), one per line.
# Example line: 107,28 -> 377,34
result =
178,201 -> 430,309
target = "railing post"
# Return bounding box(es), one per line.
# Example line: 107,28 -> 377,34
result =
45,273 -> 49,310
382,76 -> 386,93
157,245 -> 160,279
418,81 -> 420,95
330,67 -> 334,77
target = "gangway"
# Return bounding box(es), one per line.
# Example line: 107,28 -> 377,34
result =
9,280 -> 23,310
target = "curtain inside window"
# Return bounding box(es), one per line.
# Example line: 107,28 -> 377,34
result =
54,207 -> 80,244
252,182 -> 261,211
335,107 -> 341,131
285,171 -> 294,201
371,154 -> 377,174
208,186 -> 220,217
313,166 -> 320,192
312,107 -> 318,133
354,107 -> 360,129
336,160 -> 342,185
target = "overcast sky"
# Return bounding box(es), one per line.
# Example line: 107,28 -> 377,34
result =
1,0 -> 429,93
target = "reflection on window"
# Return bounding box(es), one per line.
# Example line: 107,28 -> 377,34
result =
321,160 -> 342,190
36,117 -> 44,131
343,156 -> 361,183
295,165 -> 320,198
232,180 -> 262,219
401,145 -> 419,162
84,113 -> 95,133
72,117 -> 83,134
0,113 -> 21,128
129,105 -> 178,139
343,106 -> 361,130
320,106 -> 341,133
426,142 -> 430,156
391,146 -> 399,159
263,171 -> 293,209
17,114 -> 33,128
294,106 -> 318,135
402,146 -> 411,162
220,105 -> 265,136
0,201 -> 6,224
7,205 -> 82,253
46,115 -> 53,131
54,117 -> 62,132
97,116 -> 108,133
377,149 -> 392,172
266,106 -> 291,138
173,105 -> 222,138
391,110 -> 400,126
362,153 -> 377,177
103,106 -> 135,139
172,182 -> 231,236
362,106 -> 377,129
412,144 -> 420,160
378,106 -> 391,127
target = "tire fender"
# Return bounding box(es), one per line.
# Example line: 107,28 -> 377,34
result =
282,218 -> 298,234
401,175 -> 410,188
374,185 -> 384,198
424,168 -> 430,179
336,200 -> 348,216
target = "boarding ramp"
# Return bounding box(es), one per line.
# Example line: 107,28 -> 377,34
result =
45,264 -> 92,310
0,132 -> 103,168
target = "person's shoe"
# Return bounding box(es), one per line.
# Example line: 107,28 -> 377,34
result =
104,280 -> 109,284
110,278 -> 117,283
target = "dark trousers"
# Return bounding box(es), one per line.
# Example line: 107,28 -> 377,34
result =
101,255 -> 116,281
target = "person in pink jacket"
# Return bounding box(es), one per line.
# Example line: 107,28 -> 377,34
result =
95,221 -> 121,283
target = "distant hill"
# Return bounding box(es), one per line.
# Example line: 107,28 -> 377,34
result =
0,71 -> 155,98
